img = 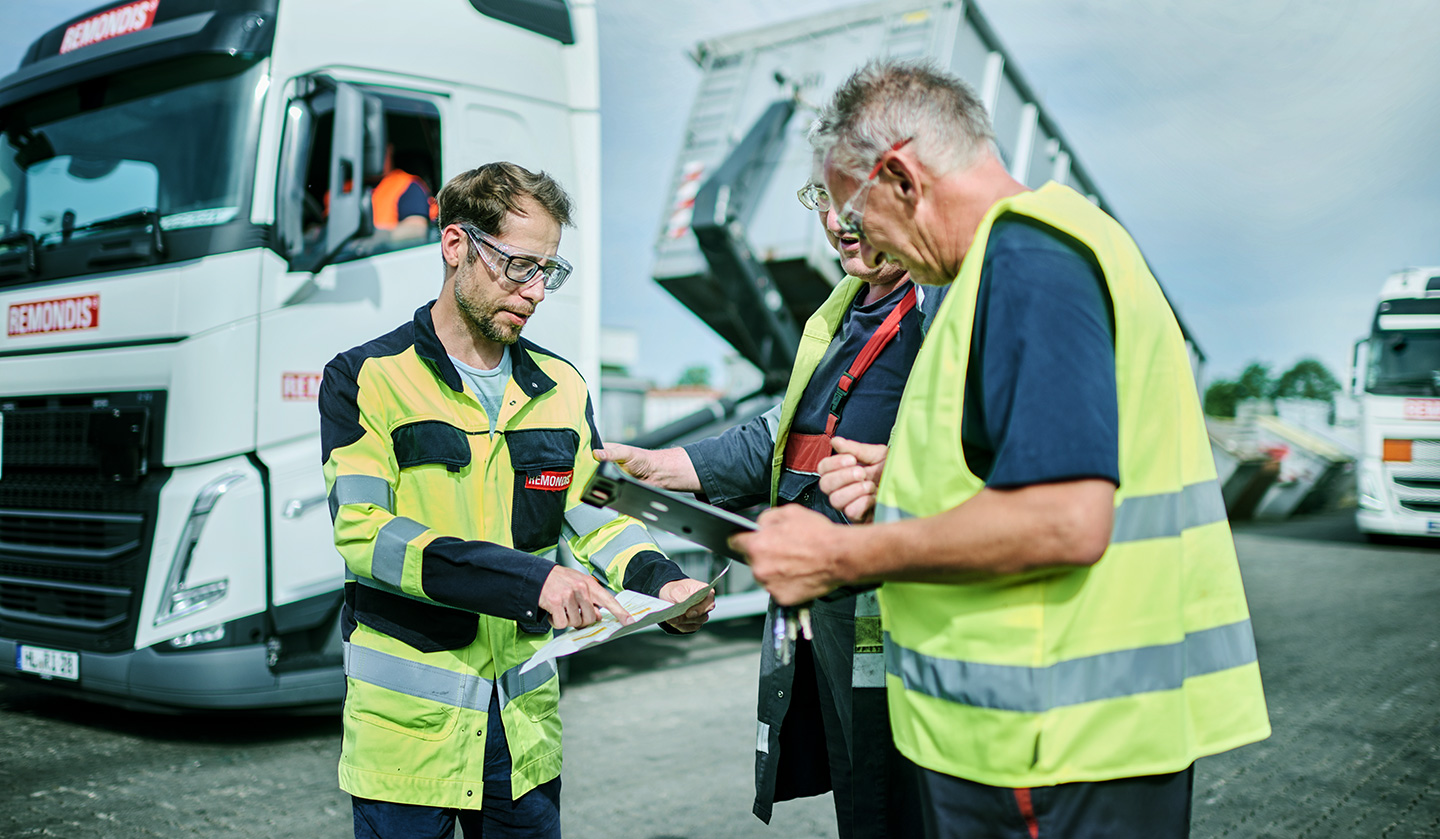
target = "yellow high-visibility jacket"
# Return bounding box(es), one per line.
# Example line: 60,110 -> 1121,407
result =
876,183 -> 1270,787
320,302 -> 684,808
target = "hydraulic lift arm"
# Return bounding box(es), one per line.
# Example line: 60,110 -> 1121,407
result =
684,97 -> 800,392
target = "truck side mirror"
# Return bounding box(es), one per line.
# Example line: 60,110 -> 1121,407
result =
323,82 -> 371,262
363,94 -> 387,182
1351,338 -> 1367,396
278,79 -> 386,276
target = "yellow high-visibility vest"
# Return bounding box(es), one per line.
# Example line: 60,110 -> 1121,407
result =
875,182 -> 1270,787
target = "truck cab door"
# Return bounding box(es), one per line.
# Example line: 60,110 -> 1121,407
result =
275,77 -> 386,282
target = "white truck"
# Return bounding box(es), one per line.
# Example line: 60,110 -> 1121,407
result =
0,0 -> 601,711
1353,267 -> 1440,539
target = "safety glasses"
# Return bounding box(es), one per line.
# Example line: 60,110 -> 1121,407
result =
796,183 -> 832,212
835,137 -> 912,240
459,224 -> 572,292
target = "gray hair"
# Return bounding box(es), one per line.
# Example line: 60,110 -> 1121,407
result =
809,59 -> 996,178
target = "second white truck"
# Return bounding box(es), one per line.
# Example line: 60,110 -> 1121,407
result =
1353,267 -> 1440,539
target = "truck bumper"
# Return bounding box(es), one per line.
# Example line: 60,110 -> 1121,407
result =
1356,509 -> 1440,539
0,638 -> 343,713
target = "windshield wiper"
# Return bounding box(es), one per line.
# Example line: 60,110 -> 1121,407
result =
65,209 -> 167,265
1375,373 -> 1439,386
70,209 -> 165,240
1370,373 -> 1440,396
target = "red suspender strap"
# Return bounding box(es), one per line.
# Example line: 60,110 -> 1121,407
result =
825,283 -> 916,436
782,284 -> 917,474
1013,788 -> 1040,838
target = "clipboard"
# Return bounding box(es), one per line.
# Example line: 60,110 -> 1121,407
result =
581,461 -> 756,562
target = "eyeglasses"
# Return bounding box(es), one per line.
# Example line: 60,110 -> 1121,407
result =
796,183 -> 832,212
835,137 -> 913,240
459,224 -> 572,292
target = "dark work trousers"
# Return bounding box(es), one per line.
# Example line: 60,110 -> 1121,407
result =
913,756 -> 1194,839
352,687 -> 562,839
806,597 -> 925,839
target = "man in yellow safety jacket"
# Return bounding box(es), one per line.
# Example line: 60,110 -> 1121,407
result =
733,60 -> 1270,839
320,161 -> 713,839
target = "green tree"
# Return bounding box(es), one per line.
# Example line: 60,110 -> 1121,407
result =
1271,358 -> 1341,402
1203,379 -> 1248,418
676,365 -> 711,388
1236,362 -> 1272,400
1204,361 -> 1273,418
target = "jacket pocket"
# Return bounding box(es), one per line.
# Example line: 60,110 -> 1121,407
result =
392,420 -> 472,472
506,428 -> 579,552
345,629 -> 461,741
512,672 -> 561,723
348,678 -> 459,741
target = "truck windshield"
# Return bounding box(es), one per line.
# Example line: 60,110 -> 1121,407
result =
1367,329 -> 1440,395
0,54 -> 265,251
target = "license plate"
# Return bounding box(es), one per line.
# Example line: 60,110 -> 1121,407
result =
1428,522 -> 1440,535
16,644 -> 79,681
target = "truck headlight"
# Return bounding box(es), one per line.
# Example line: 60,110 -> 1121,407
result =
154,472 -> 244,625
1358,469 -> 1384,512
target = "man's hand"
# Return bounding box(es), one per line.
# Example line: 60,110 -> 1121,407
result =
730,505 -> 849,606
817,437 -> 888,523
658,578 -> 716,633
539,566 -> 634,629
593,444 -> 701,493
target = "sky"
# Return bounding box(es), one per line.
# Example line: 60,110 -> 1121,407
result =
6,0 -> 1440,393
597,0 -> 1440,391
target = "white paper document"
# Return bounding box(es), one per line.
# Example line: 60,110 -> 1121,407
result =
520,567 -> 728,674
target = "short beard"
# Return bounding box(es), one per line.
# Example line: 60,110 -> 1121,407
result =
454,280 -> 524,346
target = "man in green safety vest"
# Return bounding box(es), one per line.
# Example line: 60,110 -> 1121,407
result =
733,60 -> 1270,839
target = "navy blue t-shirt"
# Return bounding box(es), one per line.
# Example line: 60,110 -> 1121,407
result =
395,182 -> 431,222
962,216 -> 1119,488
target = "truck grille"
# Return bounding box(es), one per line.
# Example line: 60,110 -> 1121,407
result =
1385,439 -> 1440,519
0,510 -> 144,559
0,391 -> 167,652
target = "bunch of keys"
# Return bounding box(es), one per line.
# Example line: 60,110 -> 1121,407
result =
772,603 -> 813,664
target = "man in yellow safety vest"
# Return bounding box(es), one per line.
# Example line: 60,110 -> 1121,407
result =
733,60 -> 1270,839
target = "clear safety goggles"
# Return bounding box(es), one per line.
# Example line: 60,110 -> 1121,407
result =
460,223 -> 572,292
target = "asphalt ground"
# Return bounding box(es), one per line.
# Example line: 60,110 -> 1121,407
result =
0,509 -> 1436,838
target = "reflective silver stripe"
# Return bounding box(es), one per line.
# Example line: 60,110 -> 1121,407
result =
1111,480 -> 1227,544
343,642 -> 493,711
884,619 -> 1258,713
585,523 -> 655,573
853,592 -> 885,687
498,657 -> 557,707
329,474 -> 395,520
558,517 -> 607,583
874,503 -> 912,524
878,479 -> 1226,542
565,503 -> 622,537
853,652 -> 886,688
372,517 -> 428,587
